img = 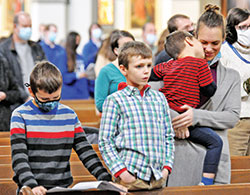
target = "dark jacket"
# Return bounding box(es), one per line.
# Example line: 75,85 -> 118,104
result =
0,35 -> 46,105
0,53 -> 20,131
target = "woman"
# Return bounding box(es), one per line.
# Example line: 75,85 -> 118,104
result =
94,33 -> 117,77
94,30 -> 135,112
60,31 -> 89,100
82,23 -> 103,98
220,8 -> 250,156
0,53 -> 20,131
168,4 -> 241,186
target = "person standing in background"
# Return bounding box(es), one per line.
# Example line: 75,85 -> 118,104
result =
95,30 -> 134,113
155,14 -> 194,65
39,24 -> 66,69
60,31 -> 90,100
142,22 -> 157,54
37,23 -> 46,43
0,12 -> 46,110
95,34 -> 117,77
82,23 -> 103,98
0,53 -> 20,131
220,7 -> 250,156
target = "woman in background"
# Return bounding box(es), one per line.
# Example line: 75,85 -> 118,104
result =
95,30 -> 134,112
94,33 -> 117,77
220,7 -> 250,156
60,31 -> 89,100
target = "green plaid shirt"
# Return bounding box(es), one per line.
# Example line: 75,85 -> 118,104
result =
99,85 -> 175,181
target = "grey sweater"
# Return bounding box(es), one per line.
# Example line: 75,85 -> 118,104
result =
168,61 -> 241,186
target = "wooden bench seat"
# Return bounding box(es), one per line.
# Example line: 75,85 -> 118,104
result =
231,156 -> 250,169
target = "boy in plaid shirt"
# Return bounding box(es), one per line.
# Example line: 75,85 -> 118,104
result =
99,41 -> 175,191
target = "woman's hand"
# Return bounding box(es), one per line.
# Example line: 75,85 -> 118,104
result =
172,105 -> 193,129
175,127 -> 190,139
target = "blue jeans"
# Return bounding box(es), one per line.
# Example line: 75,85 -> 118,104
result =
188,126 -> 223,174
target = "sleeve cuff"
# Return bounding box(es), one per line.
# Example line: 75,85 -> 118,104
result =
163,166 -> 172,174
114,168 -> 127,178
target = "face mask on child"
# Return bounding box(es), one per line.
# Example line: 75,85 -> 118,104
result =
237,29 -> 250,47
35,96 -> 60,112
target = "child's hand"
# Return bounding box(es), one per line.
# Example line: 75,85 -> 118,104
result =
119,170 -> 136,184
109,182 -> 128,195
162,169 -> 169,180
32,186 -> 47,195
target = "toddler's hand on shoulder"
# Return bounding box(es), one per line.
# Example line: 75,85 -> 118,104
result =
32,186 -> 47,195
119,170 -> 136,184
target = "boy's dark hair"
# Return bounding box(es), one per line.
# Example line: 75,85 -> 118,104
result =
110,30 -> 135,56
118,41 -> 152,69
30,61 -> 62,94
226,8 -> 250,44
165,30 -> 193,60
196,4 -> 225,39
167,14 -> 190,33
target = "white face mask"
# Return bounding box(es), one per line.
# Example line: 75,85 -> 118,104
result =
92,28 -> 102,39
146,33 -> 156,45
237,29 -> 250,47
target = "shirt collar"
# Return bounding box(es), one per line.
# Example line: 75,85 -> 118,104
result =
118,82 -> 151,97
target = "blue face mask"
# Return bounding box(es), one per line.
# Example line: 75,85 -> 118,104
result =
146,33 -> 156,45
92,28 -> 102,39
48,32 -> 57,43
35,96 -> 60,112
19,27 -> 32,41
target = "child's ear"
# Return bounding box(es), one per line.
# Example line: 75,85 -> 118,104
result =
119,64 -> 127,76
28,87 -> 35,98
185,37 -> 194,47
113,47 -> 119,56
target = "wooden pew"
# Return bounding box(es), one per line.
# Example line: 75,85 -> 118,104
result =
60,99 -> 100,128
2,139 -> 250,188
11,183 -> 250,195
60,99 -> 95,106
231,156 -> 250,169
131,183 -> 250,195
0,132 -> 10,138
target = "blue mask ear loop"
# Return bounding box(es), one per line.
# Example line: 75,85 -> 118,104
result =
228,42 -> 250,64
207,52 -> 221,65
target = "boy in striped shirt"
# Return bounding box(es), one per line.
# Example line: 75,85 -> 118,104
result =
99,41 -> 175,191
150,31 -> 222,185
10,61 -> 127,195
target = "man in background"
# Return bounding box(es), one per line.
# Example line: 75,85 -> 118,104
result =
0,12 -> 46,109
142,22 -> 157,54
155,14 -> 194,65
